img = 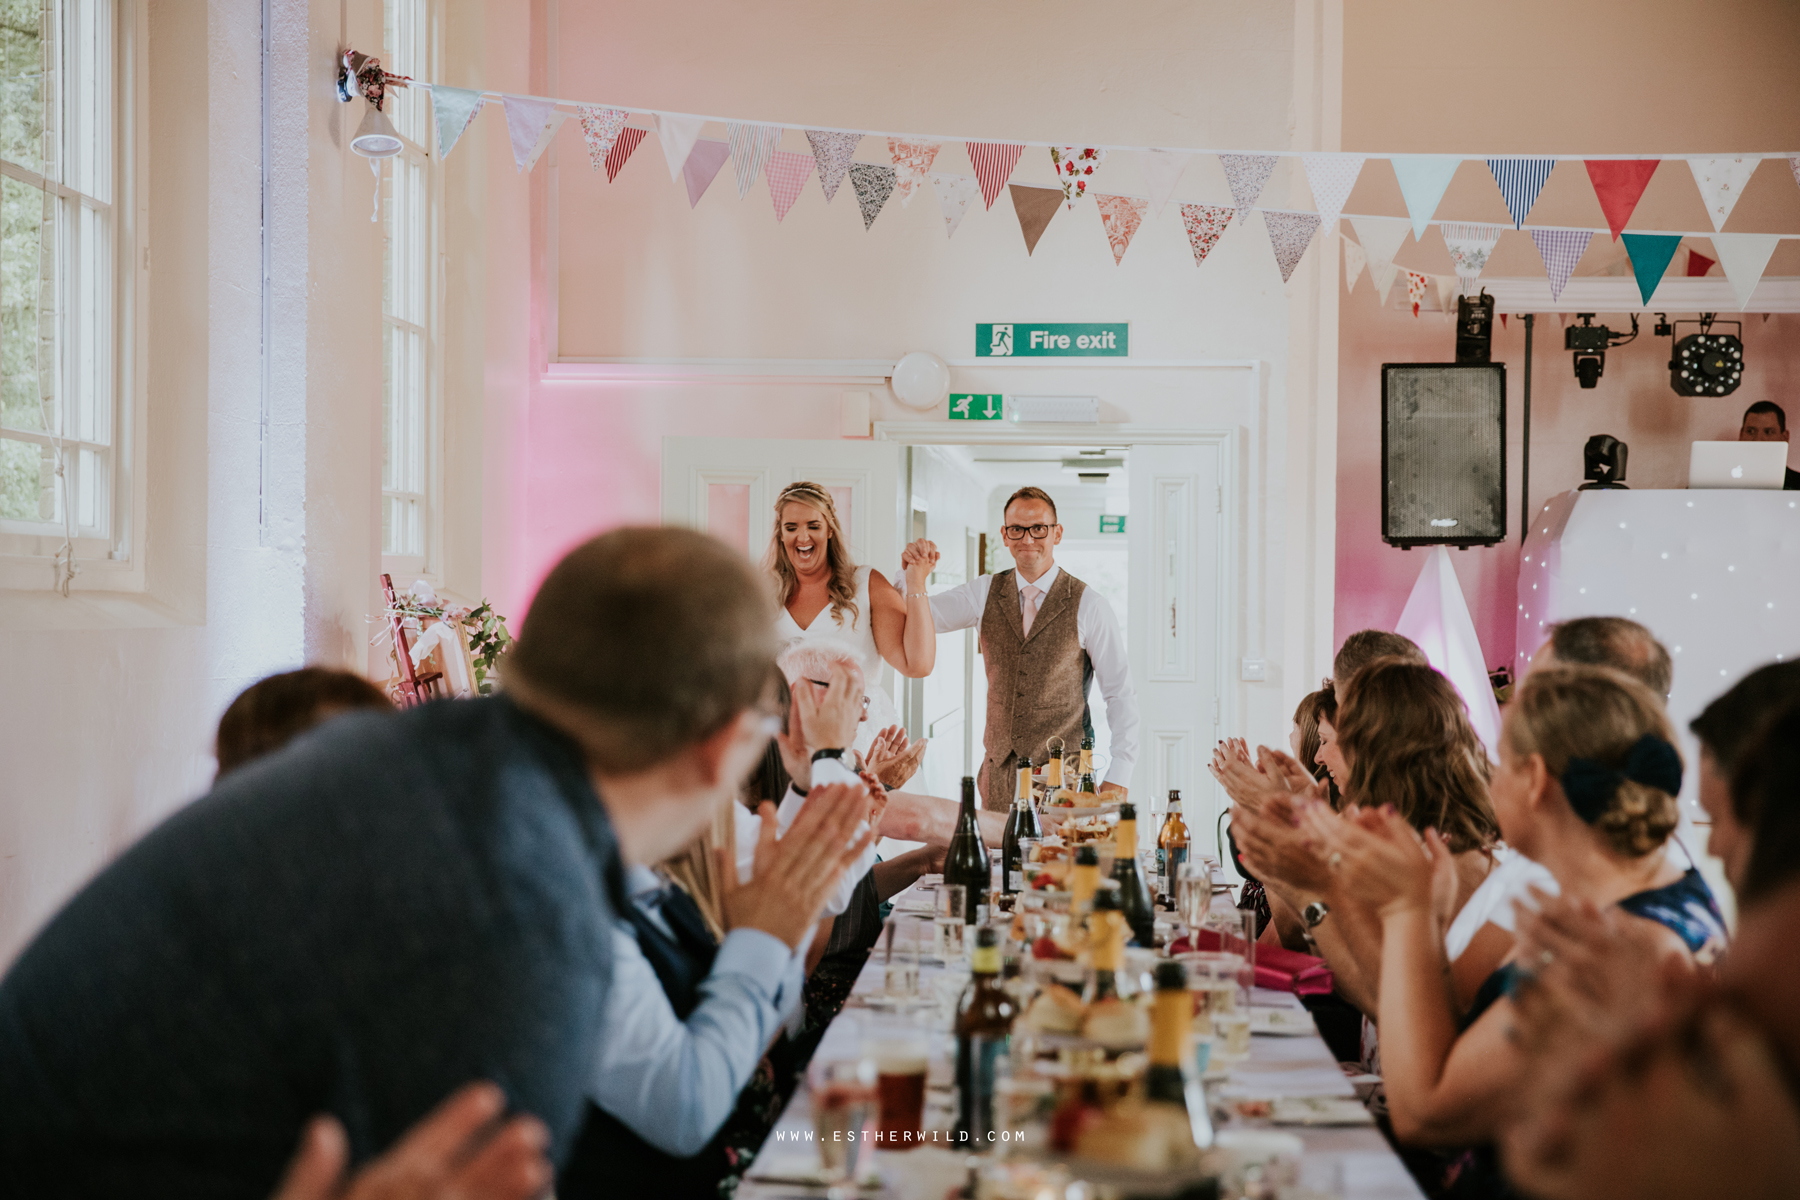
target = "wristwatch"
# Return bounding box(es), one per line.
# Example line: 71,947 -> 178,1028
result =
811,748 -> 847,764
1302,900 -> 1330,930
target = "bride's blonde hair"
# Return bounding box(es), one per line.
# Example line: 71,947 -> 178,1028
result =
763,481 -> 859,626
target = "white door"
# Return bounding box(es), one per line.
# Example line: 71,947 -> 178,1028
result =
1127,442 -> 1224,840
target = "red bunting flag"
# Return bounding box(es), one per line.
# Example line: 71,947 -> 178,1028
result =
967,142 -> 1024,209
604,126 -> 647,184
1686,248 -> 1716,277
1584,160 -> 1660,241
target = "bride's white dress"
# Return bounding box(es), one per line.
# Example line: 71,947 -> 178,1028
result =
774,565 -> 902,755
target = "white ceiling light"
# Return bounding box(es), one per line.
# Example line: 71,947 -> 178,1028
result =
889,351 -> 951,411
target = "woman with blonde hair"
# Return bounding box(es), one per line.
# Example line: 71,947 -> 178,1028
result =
764,481 -> 936,750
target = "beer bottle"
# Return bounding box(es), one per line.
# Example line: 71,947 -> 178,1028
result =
1156,793 -> 1190,904
954,926 -> 1017,1150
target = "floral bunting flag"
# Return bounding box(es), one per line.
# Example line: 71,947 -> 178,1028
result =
1262,210 -> 1321,284
502,94 -> 557,172
1390,155 -> 1461,240
804,130 -> 862,202
1301,154 -> 1364,231
654,113 -> 706,182
930,173 -> 978,238
681,138 -> 730,208
1179,203 -> 1234,268
728,123 -> 784,199
1219,154 -> 1277,211
1687,157 -> 1759,232
1010,184 -> 1064,255
1529,228 -> 1592,301
430,85 -> 485,159
1140,150 -> 1192,219
1439,222 -> 1504,293
1050,147 -> 1107,208
765,150 -> 814,222
1584,160 -> 1660,240
967,143 -> 1024,209
1711,233 -> 1782,310
1343,236 -> 1367,292
849,162 -> 898,230
1406,269 -> 1430,317
1790,157 -> 1800,195
575,105 -> 630,172
889,138 -> 942,206
603,127 -> 647,183
1094,194 -> 1148,265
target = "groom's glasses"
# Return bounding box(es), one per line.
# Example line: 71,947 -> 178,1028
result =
1002,523 -> 1054,541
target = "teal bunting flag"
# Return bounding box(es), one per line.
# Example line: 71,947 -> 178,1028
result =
431,85 -> 485,158
1621,233 -> 1683,304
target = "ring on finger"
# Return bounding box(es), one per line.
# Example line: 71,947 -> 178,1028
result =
1538,948 -> 1555,968
1328,851 -> 1344,872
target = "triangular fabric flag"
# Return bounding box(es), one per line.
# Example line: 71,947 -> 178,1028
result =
1406,269 -> 1430,317
1500,313 -> 1508,330
1687,157 -> 1759,232
1620,232 -> 1683,304
1219,154 -> 1277,211
1373,261 -> 1401,305
575,106 -> 629,172
502,94 -> 557,172
1343,236 -> 1367,292
1050,147 -> 1107,208
681,138 -> 730,208
603,126 -> 647,183
1529,228 -> 1592,301
889,138 -> 941,206
1094,194 -> 1149,265
1140,150 -> 1192,219
523,110 -> 569,173
1486,158 -> 1555,228
1686,248 -> 1716,277
1010,184 -> 1063,255
966,143 -> 1024,209
1351,216 -> 1413,281
1711,233 -> 1782,310
430,85 -> 485,159
1439,222 -> 1504,293
1179,204 -> 1234,268
727,123 -> 783,198
1434,273 -> 1460,315
849,163 -> 898,230
804,130 -> 861,202
1791,157 -> 1800,195
1301,154 -> 1364,231
765,150 -> 813,222
1396,547 -> 1504,760
1584,160 -> 1660,240
930,172 -> 978,238
1262,210 -> 1321,284
655,113 -> 706,182
1390,155 -> 1461,240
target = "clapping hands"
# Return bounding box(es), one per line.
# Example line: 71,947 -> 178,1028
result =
864,723 -> 927,790
721,786 -> 877,949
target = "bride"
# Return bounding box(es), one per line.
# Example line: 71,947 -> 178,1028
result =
763,481 -> 936,751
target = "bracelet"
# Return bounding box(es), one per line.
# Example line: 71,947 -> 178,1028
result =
905,591 -> 929,600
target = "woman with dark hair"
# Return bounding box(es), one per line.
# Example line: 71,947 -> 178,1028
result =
215,667 -> 393,779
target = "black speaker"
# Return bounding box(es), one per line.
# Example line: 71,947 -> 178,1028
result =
1381,363 -> 1506,548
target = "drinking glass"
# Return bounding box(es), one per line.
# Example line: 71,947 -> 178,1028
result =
934,884 -> 967,961
1206,906 -> 1258,991
865,1037 -> 929,1151
810,1058 -> 876,1183
1177,861 -> 1212,931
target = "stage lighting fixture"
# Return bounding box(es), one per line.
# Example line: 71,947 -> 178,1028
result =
1563,313 -> 1638,390
1668,314 -> 1744,397
1579,434 -> 1629,490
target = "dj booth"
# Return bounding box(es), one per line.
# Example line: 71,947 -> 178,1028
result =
1518,488 -> 1800,819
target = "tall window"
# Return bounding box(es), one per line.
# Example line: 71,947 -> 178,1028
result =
1,0 -> 116,579
382,0 -> 435,564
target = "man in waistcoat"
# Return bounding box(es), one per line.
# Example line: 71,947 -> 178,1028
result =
908,486 -> 1139,810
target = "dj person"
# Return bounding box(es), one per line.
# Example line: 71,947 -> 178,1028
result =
1739,401 -> 1800,490
901,487 -> 1139,811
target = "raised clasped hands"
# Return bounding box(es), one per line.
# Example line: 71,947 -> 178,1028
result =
899,539 -> 940,591
720,786 -> 877,949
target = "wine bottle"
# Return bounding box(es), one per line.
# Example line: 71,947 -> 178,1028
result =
1000,758 -> 1042,894
1077,735 -> 1099,795
1156,793 -> 1190,905
1147,959 -> 1213,1149
955,925 -> 1017,1150
1069,844 -> 1100,915
944,775 -> 989,924
1111,802 -> 1158,948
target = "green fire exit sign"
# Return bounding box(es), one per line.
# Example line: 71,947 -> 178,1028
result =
1099,515 -> 1126,534
976,322 -> 1129,358
948,393 -> 1004,420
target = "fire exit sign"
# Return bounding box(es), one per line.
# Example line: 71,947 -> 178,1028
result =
977,322 -> 1129,358
949,393 -> 1004,420
1099,515 -> 1126,534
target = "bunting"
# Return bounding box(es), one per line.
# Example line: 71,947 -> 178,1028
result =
681,139 -> 730,207
604,127 -> 647,183
1011,184 -> 1063,255
1263,211 -> 1321,284
1050,147 -> 1107,208
1712,233 -> 1781,310
1584,160 -> 1659,240
1439,222 -> 1504,293
967,142 -> 1024,209
1390,155 -> 1461,240
523,111 -> 569,173
1343,236 -> 1367,292
849,163 -> 898,230
1351,216 -> 1412,283
502,94 -> 557,172
1621,232 -> 1682,304
1529,228 -> 1592,301
1179,204 -> 1234,268
804,131 -> 861,202
727,123 -> 783,198
1219,154 -> 1277,210
1686,248 -> 1716,277
1140,150 -> 1192,219
655,113 -> 706,182
1095,194 -> 1149,265
1406,269 -> 1430,317
1487,158 -> 1555,229
1434,273 -> 1460,316
1373,260 -> 1401,305
575,105 -> 630,172
1302,154 -> 1364,231
430,85 -> 485,159
930,173 -> 978,238
765,150 -> 813,222
1792,157 -> 1800,194
889,138 -> 941,206
1687,157 -> 1758,232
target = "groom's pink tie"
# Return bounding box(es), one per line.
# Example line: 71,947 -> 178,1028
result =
1021,584 -> 1042,636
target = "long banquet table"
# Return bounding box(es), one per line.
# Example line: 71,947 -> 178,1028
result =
740,884 -> 1424,1200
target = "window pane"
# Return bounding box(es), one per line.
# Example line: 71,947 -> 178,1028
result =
1,175 -> 52,433
0,0 -> 47,175
0,436 -> 52,521
382,322 -> 395,490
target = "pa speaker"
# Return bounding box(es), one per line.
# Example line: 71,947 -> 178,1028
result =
1381,363 -> 1506,548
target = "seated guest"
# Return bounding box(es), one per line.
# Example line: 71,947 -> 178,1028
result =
1326,665 -> 1725,1194
0,527 -> 784,1194
1688,661 -> 1800,890
1331,628 -> 1428,702
215,666 -> 393,778
1531,615 -> 1672,697
1738,400 -> 1800,490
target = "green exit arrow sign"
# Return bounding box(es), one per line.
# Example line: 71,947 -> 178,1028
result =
948,393 -> 1004,420
976,322 -> 1129,358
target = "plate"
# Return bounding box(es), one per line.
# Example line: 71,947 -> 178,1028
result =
1249,1007 -> 1315,1037
1269,1096 -> 1375,1127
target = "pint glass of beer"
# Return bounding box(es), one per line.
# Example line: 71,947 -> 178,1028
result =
866,1037 -> 929,1150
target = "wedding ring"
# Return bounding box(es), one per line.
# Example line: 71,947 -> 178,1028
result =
1328,851 -> 1343,872
1538,949 -> 1556,968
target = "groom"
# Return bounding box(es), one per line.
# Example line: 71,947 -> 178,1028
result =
906,487 -> 1139,810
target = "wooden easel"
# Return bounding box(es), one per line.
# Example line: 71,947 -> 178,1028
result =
381,573 -> 443,707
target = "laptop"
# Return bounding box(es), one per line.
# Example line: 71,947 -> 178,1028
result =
1688,441 -> 1789,489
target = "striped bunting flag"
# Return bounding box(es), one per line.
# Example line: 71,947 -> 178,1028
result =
576,106 -> 630,172
728,123 -> 783,199
765,150 -> 813,222
1528,228 -> 1592,301
1486,158 -> 1555,228
804,130 -> 861,202
604,127 -> 647,183
967,143 -> 1024,209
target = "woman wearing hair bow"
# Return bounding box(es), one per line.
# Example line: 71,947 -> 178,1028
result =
763,481 -> 937,757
